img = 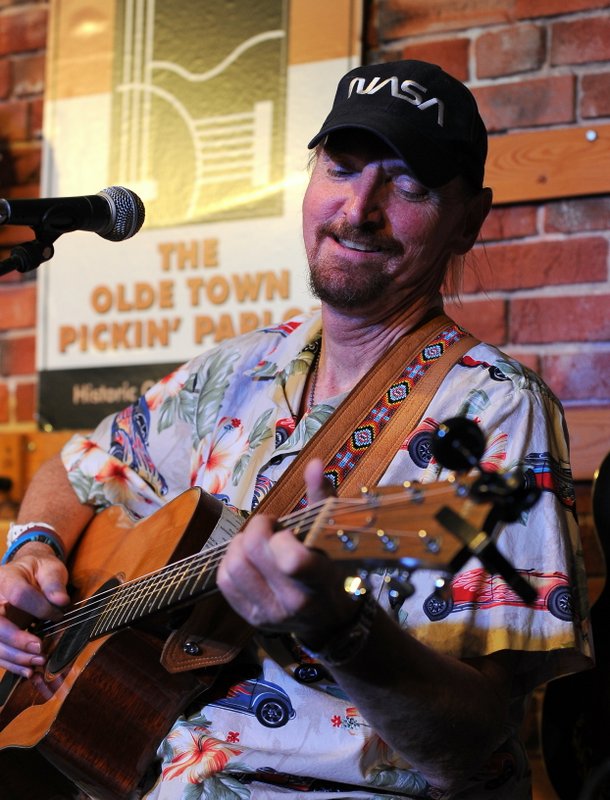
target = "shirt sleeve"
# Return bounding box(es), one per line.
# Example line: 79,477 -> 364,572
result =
61,360 -> 200,519
381,346 -> 593,693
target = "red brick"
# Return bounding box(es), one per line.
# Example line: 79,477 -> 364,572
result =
364,0 -> 380,51
481,204 -> 538,242
30,96 -> 43,137
0,183 -> 40,200
541,351 -> 610,402
0,283 -> 36,330
12,53 -> 45,96
391,38 -> 470,81
510,295 -> 610,344
473,75 -> 575,133
15,380 -> 36,423
465,237 -> 608,292
0,334 -> 35,375
551,16 -> 610,66
581,71 -> 610,118
444,298 -> 507,345
544,197 -> 610,233
516,0 -> 610,16
475,24 -> 545,79
0,99 -> 28,140
0,225 -> 36,248
0,7 -> 48,57
0,381 -> 8,423
0,142 -> 41,186
379,0 -> 511,39
0,58 -> 10,99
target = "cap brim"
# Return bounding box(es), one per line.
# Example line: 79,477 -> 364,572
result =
308,115 -> 462,188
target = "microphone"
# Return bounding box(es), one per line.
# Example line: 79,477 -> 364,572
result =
0,186 -> 145,242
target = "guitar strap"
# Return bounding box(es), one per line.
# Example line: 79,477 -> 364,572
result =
161,314 -> 478,673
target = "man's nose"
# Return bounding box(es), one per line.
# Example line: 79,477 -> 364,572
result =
344,172 -> 384,226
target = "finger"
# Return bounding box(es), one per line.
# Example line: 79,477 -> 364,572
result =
219,521 -> 307,626
304,458 -> 335,505
25,554 -> 70,614
2,566 -> 67,621
0,617 -> 45,677
218,524 -> 275,606
35,561 -> 70,611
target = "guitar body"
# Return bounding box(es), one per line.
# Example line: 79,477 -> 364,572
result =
0,487 -> 222,800
0,472 -> 503,799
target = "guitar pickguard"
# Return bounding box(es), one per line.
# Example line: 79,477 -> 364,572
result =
47,577 -> 122,674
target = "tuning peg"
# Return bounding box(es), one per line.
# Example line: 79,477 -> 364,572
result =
383,571 -> 415,608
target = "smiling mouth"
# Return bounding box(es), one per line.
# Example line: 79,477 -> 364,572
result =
335,235 -> 382,253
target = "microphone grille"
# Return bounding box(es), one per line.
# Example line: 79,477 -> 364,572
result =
98,186 -> 146,241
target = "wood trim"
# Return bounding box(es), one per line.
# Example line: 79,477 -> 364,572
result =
486,124 -> 610,204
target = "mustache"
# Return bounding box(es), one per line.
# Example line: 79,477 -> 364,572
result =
319,220 -> 402,254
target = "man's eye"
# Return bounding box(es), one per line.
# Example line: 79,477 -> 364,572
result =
327,166 -> 353,178
394,175 -> 428,200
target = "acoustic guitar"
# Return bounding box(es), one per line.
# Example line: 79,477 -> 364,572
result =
541,451 -> 610,799
0,476 -> 523,800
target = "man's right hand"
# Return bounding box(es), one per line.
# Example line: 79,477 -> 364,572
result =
0,545 -> 69,677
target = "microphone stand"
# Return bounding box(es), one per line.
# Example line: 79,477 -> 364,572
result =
0,229 -> 59,277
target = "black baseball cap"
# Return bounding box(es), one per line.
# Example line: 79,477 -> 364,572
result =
308,60 -> 488,189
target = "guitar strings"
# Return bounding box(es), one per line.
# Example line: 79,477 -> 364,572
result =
36,495 -> 337,638
37,482 -> 469,641
37,484 -> 467,639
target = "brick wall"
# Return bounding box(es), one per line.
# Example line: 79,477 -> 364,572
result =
0,0 -> 47,426
365,6 -> 609,796
0,0 -> 609,441
367,0 -> 610,430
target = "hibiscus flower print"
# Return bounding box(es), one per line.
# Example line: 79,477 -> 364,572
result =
94,457 -> 155,508
194,417 -> 248,495
162,726 -> 243,783
62,436 -> 109,473
145,365 -> 190,409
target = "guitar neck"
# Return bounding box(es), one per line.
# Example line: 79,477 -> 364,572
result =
41,476 -> 490,644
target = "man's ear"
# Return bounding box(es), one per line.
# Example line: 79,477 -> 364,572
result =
453,187 -> 493,255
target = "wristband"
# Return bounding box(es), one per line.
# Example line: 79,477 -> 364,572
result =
7,521 -> 58,547
292,592 -> 379,667
1,530 -> 66,565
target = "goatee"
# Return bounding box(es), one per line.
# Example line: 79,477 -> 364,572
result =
307,263 -> 393,309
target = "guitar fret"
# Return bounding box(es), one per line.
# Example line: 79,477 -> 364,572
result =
88,550 -> 225,638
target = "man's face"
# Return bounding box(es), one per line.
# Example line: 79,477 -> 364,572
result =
302,130 -> 475,313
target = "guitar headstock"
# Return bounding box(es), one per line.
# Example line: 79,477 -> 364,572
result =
294,418 -> 540,605
301,474 -> 489,570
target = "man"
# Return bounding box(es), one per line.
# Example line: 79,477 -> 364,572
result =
0,61 -> 592,799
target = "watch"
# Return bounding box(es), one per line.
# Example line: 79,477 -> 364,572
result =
292,592 -> 379,667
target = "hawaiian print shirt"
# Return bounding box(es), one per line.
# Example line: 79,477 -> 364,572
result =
62,311 -> 592,800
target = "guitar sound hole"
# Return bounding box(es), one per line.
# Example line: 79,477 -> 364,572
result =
47,578 -> 121,674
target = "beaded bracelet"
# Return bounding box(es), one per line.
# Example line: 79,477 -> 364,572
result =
1,529 -> 65,565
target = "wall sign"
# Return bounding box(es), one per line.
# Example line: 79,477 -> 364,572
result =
38,0 -> 362,429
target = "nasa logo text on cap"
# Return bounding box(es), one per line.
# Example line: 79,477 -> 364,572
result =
308,60 -> 488,189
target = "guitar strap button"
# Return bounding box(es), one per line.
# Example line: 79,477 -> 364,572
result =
183,639 -> 202,656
